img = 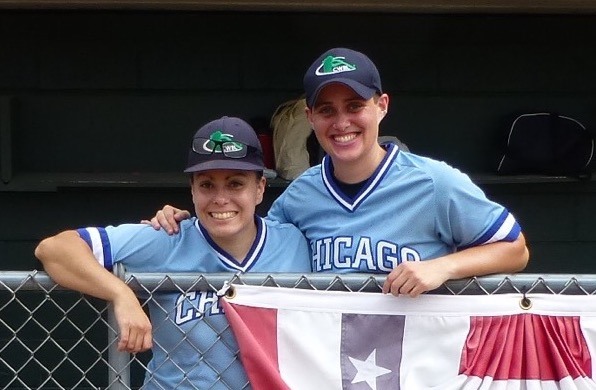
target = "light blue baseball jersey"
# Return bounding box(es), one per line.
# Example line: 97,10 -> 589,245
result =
268,143 -> 521,273
77,216 -> 311,390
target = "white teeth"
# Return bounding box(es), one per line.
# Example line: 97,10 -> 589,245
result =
210,211 -> 237,220
334,133 -> 357,143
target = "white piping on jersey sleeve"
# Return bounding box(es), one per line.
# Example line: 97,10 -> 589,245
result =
81,227 -> 108,268
484,213 -> 517,244
76,227 -> 114,270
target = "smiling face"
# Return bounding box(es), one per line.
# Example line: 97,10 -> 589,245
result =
306,83 -> 389,182
190,169 -> 265,245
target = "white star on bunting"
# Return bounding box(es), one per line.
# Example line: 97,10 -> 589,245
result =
348,349 -> 392,390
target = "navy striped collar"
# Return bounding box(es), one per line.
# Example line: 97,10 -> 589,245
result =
321,143 -> 399,212
195,215 -> 267,272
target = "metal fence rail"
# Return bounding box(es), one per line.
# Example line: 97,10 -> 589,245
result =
1,270 -> 596,389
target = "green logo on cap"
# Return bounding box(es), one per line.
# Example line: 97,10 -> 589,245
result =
204,131 -> 243,154
315,55 -> 356,76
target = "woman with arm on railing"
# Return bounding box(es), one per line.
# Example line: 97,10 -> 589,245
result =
35,116 -> 311,390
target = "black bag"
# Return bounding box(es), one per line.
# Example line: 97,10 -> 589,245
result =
497,112 -> 595,178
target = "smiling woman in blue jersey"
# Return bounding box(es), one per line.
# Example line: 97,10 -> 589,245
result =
148,48 -> 529,299
34,116 -> 311,389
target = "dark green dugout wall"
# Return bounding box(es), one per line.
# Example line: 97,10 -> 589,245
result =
1,10 -> 596,273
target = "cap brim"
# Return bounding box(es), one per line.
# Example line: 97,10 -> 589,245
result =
184,159 -> 264,173
307,78 -> 377,107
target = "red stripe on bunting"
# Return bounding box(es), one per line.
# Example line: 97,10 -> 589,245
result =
221,300 -> 290,390
461,314 -> 592,381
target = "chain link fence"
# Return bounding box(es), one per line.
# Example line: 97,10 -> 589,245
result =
1,270 -> 596,389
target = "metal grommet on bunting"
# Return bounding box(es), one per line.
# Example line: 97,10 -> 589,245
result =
225,285 -> 236,299
519,289 -> 532,310
216,280 -> 236,299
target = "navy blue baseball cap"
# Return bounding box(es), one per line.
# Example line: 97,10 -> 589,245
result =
184,116 -> 264,173
303,47 -> 383,108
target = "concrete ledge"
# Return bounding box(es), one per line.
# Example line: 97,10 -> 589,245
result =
0,0 -> 596,14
